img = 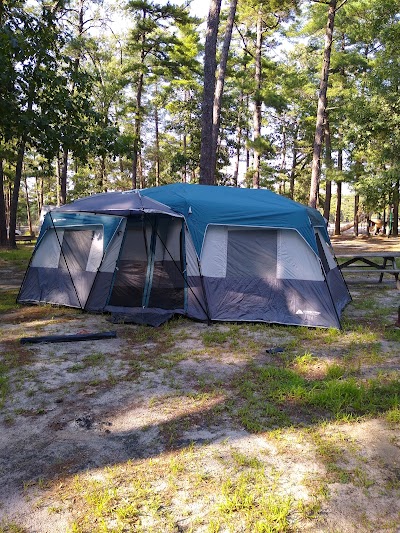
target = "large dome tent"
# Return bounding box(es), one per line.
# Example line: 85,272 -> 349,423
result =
18,184 -> 351,328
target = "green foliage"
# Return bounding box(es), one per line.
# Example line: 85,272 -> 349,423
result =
2,0 -> 400,225
230,363 -> 400,431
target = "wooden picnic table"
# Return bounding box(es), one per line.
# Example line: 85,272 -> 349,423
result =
15,235 -> 35,243
337,252 -> 400,288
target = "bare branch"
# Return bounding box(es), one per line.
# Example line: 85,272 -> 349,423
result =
335,0 -> 349,12
234,23 -> 254,59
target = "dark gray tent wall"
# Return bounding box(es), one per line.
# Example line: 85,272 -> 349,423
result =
199,224 -> 344,329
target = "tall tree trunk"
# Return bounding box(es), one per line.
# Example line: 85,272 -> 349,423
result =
354,193 -> 359,236
9,138 -> 26,248
60,146 -> 68,205
182,90 -> 189,183
132,69 -> 144,189
233,126 -> 242,187
309,0 -> 337,208
210,0 -> 238,177
246,94 -> 250,172
0,159 -> 8,246
60,0 -> 85,204
334,146 -> 343,236
289,126 -> 299,200
199,0 -> 222,185
35,176 -> 43,216
182,133 -> 187,183
279,119 -> 287,195
253,9 -> 263,189
334,181 -> 342,235
232,89 -> 244,187
23,174 -> 33,235
323,113 -> 333,221
138,150 -> 145,189
98,155 -> 106,192
56,154 -> 61,206
155,102 -> 160,187
393,179 -> 399,237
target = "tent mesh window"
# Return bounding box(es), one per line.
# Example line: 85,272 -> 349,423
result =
108,217 -> 185,310
148,218 -> 185,309
109,224 -> 148,307
58,229 -> 94,273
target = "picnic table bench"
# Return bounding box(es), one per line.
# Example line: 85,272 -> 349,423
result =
15,234 -> 35,243
337,252 -> 400,289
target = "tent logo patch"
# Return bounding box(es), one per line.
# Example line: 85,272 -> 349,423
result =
296,309 -> 321,317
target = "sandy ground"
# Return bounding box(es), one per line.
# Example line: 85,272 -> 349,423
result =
0,236 -> 400,532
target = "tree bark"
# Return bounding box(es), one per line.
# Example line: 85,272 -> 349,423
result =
289,126 -> 299,199
245,93 -> 250,172
23,174 -> 33,235
323,113 -> 333,221
0,159 -> 8,246
132,68 -> 144,189
138,150 -> 145,189
252,9 -> 263,189
232,88 -> 244,187
98,154 -> 106,193
279,119 -> 287,195
155,101 -> 160,187
60,0 -> 85,204
199,0 -> 222,185
35,176 -> 43,216
60,146 -> 68,205
334,146 -> 343,236
393,179 -> 399,236
9,138 -> 26,248
210,0 -> 237,177
354,193 -> 359,236
309,0 -> 337,208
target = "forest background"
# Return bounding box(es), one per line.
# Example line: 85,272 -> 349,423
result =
0,0 -> 399,247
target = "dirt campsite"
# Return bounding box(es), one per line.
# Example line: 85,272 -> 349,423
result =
0,235 -> 400,533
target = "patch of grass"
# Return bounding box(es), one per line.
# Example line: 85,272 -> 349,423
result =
55,437 -> 310,532
217,472 -> 292,532
67,363 -> 85,373
310,430 -> 348,481
292,352 -> 318,375
227,363 -> 400,431
325,363 -> 347,380
0,363 -> 9,408
231,450 -> 264,469
0,245 -> 33,268
0,522 -> 28,533
85,352 -> 106,367
201,325 -> 246,350
308,378 -> 400,418
202,329 -> 232,346
0,289 -> 19,314
353,466 -> 375,488
385,407 -> 400,424
384,328 -> 400,342
351,297 -> 376,310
